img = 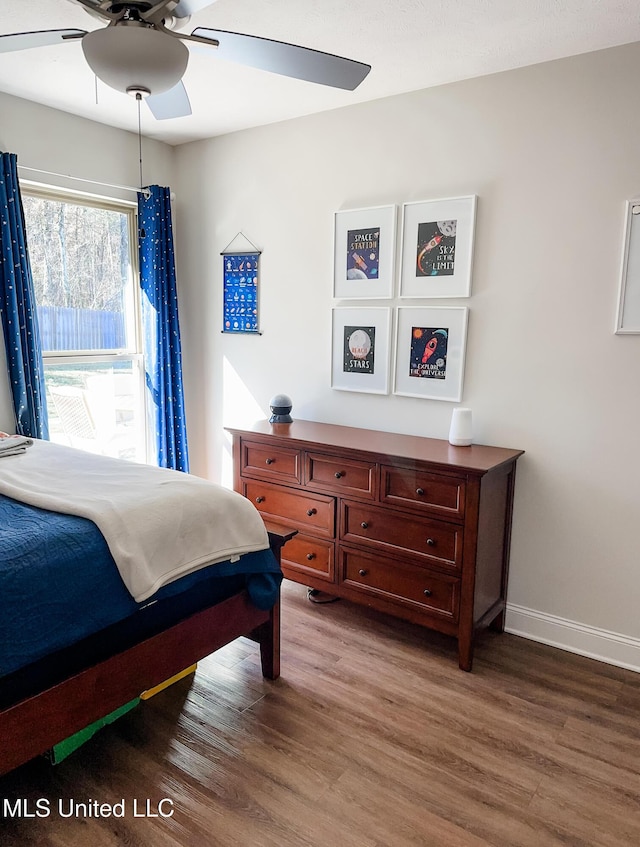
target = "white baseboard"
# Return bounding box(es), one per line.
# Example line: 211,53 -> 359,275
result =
505,603 -> 640,674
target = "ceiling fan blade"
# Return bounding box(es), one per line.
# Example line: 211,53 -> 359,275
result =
189,28 -> 371,91
173,0 -> 221,18
146,80 -> 192,120
0,29 -> 86,54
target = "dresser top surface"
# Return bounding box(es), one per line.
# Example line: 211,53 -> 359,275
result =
227,420 -> 524,474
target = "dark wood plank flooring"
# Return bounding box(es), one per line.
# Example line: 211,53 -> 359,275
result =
1,581 -> 639,846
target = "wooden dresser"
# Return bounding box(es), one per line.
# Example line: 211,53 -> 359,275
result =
227,420 -> 524,671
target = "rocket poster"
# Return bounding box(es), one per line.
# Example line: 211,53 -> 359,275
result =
346,228 -> 380,281
416,220 -> 457,277
343,325 -> 375,375
409,326 -> 448,380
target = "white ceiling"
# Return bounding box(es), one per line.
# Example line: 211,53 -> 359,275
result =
1,0 -> 640,146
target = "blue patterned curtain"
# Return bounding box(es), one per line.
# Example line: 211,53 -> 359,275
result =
0,152 -> 49,439
137,185 -> 189,471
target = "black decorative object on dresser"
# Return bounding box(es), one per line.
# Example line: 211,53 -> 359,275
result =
228,420 -> 523,671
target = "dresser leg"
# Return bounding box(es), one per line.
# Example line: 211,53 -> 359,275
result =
458,637 -> 474,672
307,588 -> 340,604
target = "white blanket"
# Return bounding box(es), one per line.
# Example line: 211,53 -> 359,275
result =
0,434 -> 33,457
0,439 -> 269,602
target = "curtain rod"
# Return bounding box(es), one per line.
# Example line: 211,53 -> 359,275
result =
17,164 -> 145,196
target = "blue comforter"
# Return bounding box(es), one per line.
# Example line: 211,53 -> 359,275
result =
0,494 -> 281,677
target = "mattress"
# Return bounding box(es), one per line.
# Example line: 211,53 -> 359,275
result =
0,493 -> 281,681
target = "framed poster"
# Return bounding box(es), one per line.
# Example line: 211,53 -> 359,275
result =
333,205 -> 396,299
331,307 -> 392,394
615,199 -> 640,333
222,253 -> 260,334
393,306 -> 469,401
399,195 -> 476,298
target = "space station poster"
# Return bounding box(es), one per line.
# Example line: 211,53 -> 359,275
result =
346,228 -> 380,281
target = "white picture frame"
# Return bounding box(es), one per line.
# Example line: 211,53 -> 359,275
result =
393,306 -> 469,402
399,195 -> 476,298
333,205 -> 396,299
615,199 -> 640,334
331,307 -> 392,394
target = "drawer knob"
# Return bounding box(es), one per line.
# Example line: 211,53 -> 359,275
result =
306,553 -> 316,561
426,538 -> 435,546
423,588 -> 433,597
306,508 -> 317,516
255,496 -> 265,503
358,569 -> 368,576
265,457 -> 275,465
335,471 -> 344,479
360,521 -> 369,529
416,487 -> 425,496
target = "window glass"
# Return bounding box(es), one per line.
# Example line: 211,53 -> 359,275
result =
22,190 -> 148,463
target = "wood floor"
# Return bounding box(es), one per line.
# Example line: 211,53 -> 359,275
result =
2,581 -> 639,847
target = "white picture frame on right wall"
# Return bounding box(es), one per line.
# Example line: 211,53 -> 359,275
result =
615,199 -> 640,333
393,306 -> 469,402
399,195 -> 477,298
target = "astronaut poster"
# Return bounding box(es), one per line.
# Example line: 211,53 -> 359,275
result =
409,327 -> 448,380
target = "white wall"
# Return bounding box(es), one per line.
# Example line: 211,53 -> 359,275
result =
174,42 -> 640,670
0,91 -> 174,429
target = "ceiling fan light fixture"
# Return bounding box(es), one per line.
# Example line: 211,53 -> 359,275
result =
82,24 -> 189,95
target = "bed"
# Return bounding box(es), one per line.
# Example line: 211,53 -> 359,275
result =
0,439 -> 294,776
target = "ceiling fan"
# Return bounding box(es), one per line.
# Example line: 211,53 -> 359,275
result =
0,0 -> 371,120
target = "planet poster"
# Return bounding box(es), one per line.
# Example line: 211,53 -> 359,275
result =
346,228 -> 380,281
415,220 -> 457,277
409,326 -> 448,380
343,325 -> 375,375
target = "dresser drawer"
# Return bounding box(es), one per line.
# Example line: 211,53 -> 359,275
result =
381,465 -> 465,520
241,439 -> 301,484
244,481 -> 335,537
281,533 -> 334,581
341,501 -> 462,571
340,548 -> 459,620
305,452 -> 376,499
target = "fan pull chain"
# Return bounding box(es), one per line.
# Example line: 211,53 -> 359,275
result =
137,92 -> 144,193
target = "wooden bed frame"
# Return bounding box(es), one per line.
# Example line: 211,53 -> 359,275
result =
0,526 -> 295,777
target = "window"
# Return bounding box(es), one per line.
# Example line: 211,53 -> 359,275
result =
22,188 -> 148,463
